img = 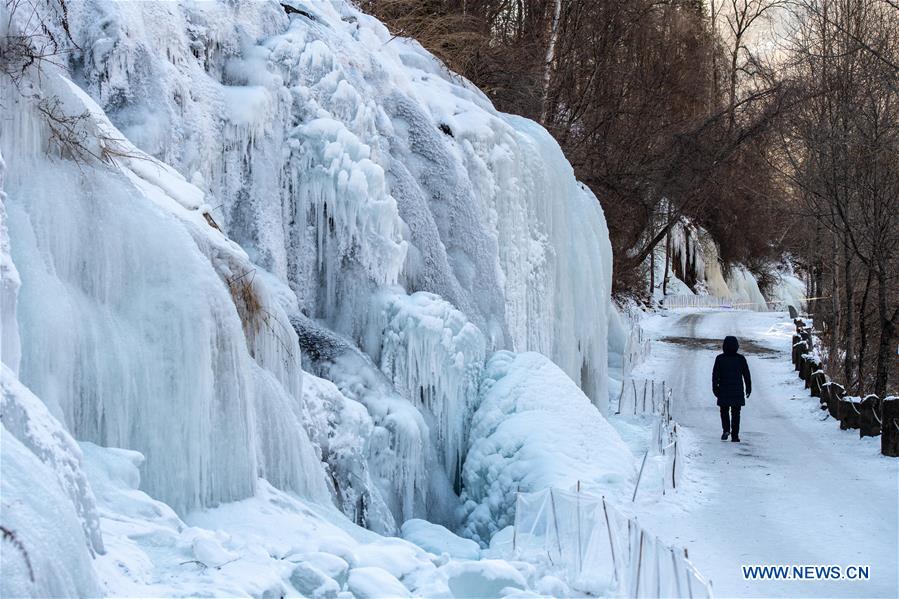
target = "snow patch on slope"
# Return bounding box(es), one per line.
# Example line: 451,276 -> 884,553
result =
460,351 -> 635,545
1,366 -> 105,554
1,431 -> 101,598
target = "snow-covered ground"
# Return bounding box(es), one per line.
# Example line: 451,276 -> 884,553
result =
628,309 -> 898,598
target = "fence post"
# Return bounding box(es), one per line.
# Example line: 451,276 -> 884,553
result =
670,547 -> 683,598
602,497 -> 619,584
576,480 -> 583,573
672,426 -> 678,490
667,388 -> 673,424
632,451 -> 649,502
858,395 -> 881,438
882,398 -> 899,457
549,489 -> 562,558
513,486 -> 520,552
634,529 -> 645,599
684,548 -> 694,599
825,382 -> 844,419
656,539 -> 662,598
838,397 -> 862,430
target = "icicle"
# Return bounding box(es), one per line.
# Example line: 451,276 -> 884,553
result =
368,292 -> 485,489
0,150 -> 22,374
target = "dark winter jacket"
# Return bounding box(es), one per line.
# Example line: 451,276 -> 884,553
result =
712,336 -> 752,407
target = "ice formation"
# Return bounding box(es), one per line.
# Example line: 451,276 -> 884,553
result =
61,0 -> 613,408
400,519 -> 482,560
0,151 -> 20,373
366,291 -> 486,490
1,0 -> 625,595
1,366 -> 104,554
663,219 -> 790,309
2,54 -> 328,516
768,266 -> 806,312
460,351 -> 635,545
1,431 -> 101,598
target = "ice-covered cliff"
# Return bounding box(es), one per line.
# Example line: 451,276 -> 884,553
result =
1,1 -> 626,596
661,220 -> 805,311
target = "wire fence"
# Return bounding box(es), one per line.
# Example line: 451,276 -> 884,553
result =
621,320 -> 652,382
662,295 -> 777,312
615,378 -> 683,498
617,378 -> 668,416
513,487 -> 713,598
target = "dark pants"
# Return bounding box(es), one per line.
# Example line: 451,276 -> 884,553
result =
720,406 -> 741,435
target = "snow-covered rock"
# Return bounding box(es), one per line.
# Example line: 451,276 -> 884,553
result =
401,519 -> 482,560
1,366 -> 104,554
460,351 -> 635,545
439,559 -> 528,598
347,566 -> 411,599
1,430 -> 101,598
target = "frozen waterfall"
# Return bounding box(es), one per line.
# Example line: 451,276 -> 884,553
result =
1,3 -> 621,592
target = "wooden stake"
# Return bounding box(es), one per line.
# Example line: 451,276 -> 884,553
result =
549,488 -> 562,558
634,529 -> 645,598
576,480 -> 583,573
602,497 -> 618,583
632,450 -> 649,502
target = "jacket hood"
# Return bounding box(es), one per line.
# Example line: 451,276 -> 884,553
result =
723,336 -> 739,355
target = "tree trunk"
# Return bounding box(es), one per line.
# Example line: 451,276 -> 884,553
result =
856,267 -> 873,391
729,46 -> 739,132
540,0 -> 562,124
829,229 -> 840,370
874,269 -> 896,398
841,231 -> 854,389
663,228 -> 671,296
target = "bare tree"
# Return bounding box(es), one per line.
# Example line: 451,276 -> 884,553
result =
780,0 -> 899,395
710,0 -> 789,130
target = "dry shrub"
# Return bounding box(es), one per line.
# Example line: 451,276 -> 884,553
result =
227,270 -> 265,354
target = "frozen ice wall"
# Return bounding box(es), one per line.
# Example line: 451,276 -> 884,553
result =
0,145 -> 20,372
665,220 -> 772,309
768,266 -> 806,312
4,0 -> 618,559
1,63 -> 328,515
1,430 -> 101,598
62,0 -> 614,412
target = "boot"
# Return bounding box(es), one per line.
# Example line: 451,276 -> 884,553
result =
731,435 -> 740,442
721,431 -> 729,441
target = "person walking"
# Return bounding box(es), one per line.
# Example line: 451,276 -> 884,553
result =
713,335 -> 752,442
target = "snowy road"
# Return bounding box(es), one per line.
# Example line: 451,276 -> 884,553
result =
633,310 -> 898,598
